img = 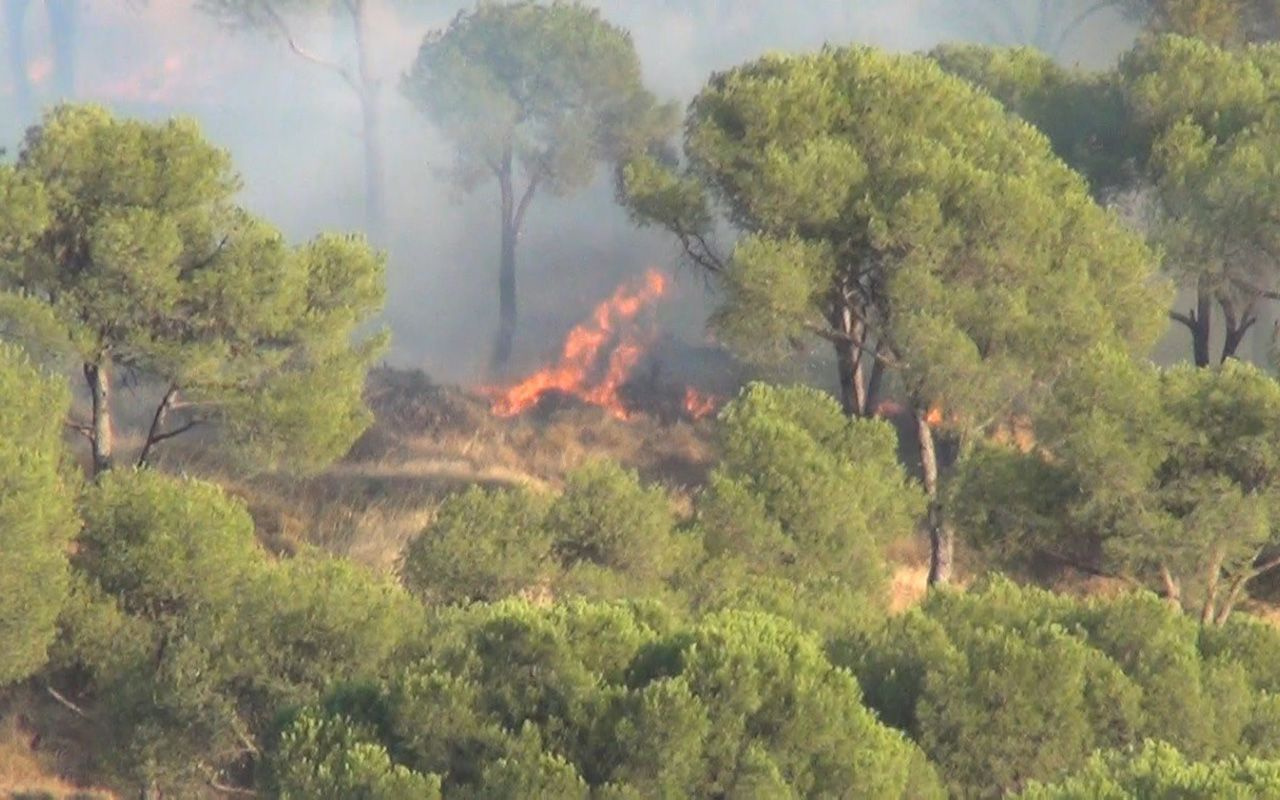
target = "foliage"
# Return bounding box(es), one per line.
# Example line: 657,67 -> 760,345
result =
269,709 -> 443,800
57,470 -> 419,793
0,104 -> 387,474
402,0 -> 674,367
547,460 -> 685,597
1016,740 -> 1280,799
929,43 -> 1138,193
624,44 -> 1165,422
1133,0 -> 1280,45
847,577 -> 1280,797
269,600 -> 944,798
954,354 -> 1280,622
402,0 -> 672,199
403,461 -> 684,607
687,383 -> 921,633
402,486 -> 554,605
0,343 -> 78,686
1118,34 -> 1280,364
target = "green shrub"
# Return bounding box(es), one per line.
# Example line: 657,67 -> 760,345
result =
401,486 -> 552,605
0,343 -> 78,686
1015,740 -> 1280,799
271,601 -> 942,798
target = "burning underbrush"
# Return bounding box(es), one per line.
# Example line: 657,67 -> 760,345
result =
197,362 -> 724,573
482,269 -> 733,424
152,268 -> 741,573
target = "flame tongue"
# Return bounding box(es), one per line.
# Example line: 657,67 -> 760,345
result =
487,269 -> 669,420
683,387 -> 718,421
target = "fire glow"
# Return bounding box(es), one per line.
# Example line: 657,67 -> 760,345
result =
485,269 -> 720,422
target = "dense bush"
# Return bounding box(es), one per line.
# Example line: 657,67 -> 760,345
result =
402,485 -> 554,605
55,470 -> 421,794
1016,741 -> 1280,799
267,600 -> 944,798
847,577 -> 1280,797
687,383 -> 923,633
0,344 -> 78,686
403,461 -> 687,607
954,353 -> 1280,623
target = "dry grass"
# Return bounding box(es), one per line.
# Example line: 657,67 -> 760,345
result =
130,367 -> 718,573
0,708 -> 113,800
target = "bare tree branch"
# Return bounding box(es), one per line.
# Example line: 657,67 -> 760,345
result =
137,385 -> 180,468
65,419 -> 94,441
45,685 -> 90,719
1169,309 -> 1197,330
1051,0 -> 1118,54
259,3 -> 359,92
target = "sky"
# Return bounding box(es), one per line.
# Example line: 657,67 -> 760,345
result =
1,0 -> 1141,383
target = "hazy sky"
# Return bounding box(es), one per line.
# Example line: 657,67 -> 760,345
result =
1,1 -> 1140,382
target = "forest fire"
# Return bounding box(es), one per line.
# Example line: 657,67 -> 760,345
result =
484,269 -> 722,422
683,387 -> 719,420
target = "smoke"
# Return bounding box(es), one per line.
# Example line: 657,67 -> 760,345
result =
1,1 -> 1140,385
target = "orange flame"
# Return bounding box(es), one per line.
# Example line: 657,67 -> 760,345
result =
487,269 -> 669,420
683,387 -> 719,421
925,406 -> 944,427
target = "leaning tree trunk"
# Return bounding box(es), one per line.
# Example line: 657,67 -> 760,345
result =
83,361 -> 114,475
351,0 -> 385,240
917,407 -> 953,586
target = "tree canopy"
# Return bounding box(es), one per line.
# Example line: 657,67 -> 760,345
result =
0,104 -> 387,475
955,352 -> 1280,623
268,600 -> 945,798
402,0 -> 675,370
623,45 -> 1168,583
848,576 -> 1280,797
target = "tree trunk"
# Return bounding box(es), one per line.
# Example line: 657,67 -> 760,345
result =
865,352 -> 884,419
491,200 -> 518,371
351,1 -> 385,240
83,361 -> 113,475
1160,563 -> 1182,610
1192,280 -> 1212,367
1215,575 -> 1249,626
832,305 -> 866,417
1219,294 -> 1258,363
1200,551 -> 1223,626
917,408 -> 953,586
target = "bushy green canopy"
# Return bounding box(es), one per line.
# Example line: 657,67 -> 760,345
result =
0,343 -> 78,686
267,600 -> 944,798
58,470 -> 420,792
1016,740 -> 1280,799
0,104 -> 387,473
847,577 -> 1280,797
929,43 -> 1137,193
624,45 -> 1166,426
687,383 -> 922,633
954,353 -> 1280,620
402,0 -> 673,197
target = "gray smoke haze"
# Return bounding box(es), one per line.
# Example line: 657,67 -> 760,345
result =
1,1 -> 1141,385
